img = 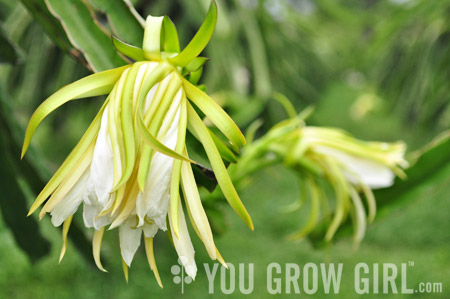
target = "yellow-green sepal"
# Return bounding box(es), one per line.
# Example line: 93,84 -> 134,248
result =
22,65 -> 129,158
169,95 -> 188,238
169,0 -> 217,67
136,65 -> 194,163
182,77 -> 245,152
189,126 -> 238,163
286,176 -> 320,240
112,35 -> 145,61
183,57 -> 209,75
186,102 -> 253,230
162,16 -> 180,53
27,101 -> 108,215
180,157 -> 217,259
188,67 -> 203,85
112,63 -> 143,191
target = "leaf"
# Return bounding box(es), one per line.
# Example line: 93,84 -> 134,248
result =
0,89 -> 50,263
183,77 -> 246,152
22,65 -> 128,157
203,204 -> 228,236
19,0 -> 87,65
0,130 -> 51,262
45,0 -> 126,71
192,163 -> 218,192
0,90 -> 93,266
86,0 -> 144,46
187,102 -> 253,230
169,0 -> 217,67
0,28 -> 19,63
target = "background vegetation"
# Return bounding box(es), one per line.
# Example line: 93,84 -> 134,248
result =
0,0 -> 449,298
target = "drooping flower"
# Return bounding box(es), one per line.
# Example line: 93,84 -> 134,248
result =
22,1 -> 253,284
232,104 -> 407,245
292,126 -> 407,243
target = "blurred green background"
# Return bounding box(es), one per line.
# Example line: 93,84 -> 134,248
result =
0,0 -> 449,298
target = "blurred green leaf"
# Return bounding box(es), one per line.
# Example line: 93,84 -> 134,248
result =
0,130 -> 50,263
204,204 -> 228,236
46,0 -> 126,72
19,0 -> 89,67
0,85 -> 50,262
192,163 -> 217,193
87,0 -> 144,46
0,84 -> 96,266
0,28 -> 19,63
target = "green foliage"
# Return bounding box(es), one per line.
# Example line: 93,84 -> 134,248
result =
87,0 -> 144,46
0,28 -> 19,63
45,0 -> 126,72
0,91 -> 50,262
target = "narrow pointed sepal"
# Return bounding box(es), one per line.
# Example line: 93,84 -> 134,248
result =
144,237 -> 163,288
93,227 -> 108,272
186,102 -> 253,230
169,1 -> 217,67
112,35 -> 145,61
59,215 -> 73,263
183,77 -> 245,152
22,66 -> 128,158
122,258 -> 129,283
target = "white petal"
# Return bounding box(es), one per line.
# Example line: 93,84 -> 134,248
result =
136,104 -> 181,227
82,203 -> 112,230
89,104 -> 114,206
143,222 -> 159,238
50,168 -> 90,227
82,183 -> 112,229
144,83 -> 159,113
315,145 -> 395,188
119,217 -> 143,267
169,201 -> 197,279
135,63 -> 149,106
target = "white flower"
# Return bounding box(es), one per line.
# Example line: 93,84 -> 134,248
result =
23,4 -> 252,284
314,145 -> 396,189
